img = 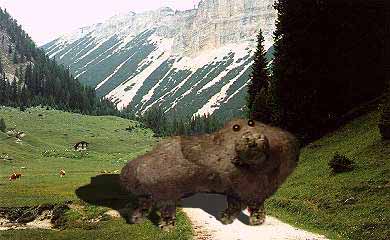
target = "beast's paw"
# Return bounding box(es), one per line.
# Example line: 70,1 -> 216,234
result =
129,209 -> 145,224
220,212 -> 235,225
249,212 -> 265,225
158,218 -> 176,231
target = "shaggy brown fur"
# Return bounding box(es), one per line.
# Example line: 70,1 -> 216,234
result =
120,119 -> 300,230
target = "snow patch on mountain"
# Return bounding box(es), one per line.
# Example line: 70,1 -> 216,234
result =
195,63 -> 252,117
107,37 -> 174,109
43,0 -> 277,118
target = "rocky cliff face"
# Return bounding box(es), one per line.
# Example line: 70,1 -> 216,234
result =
43,0 -> 276,118
174,0 -> 275,56
0,28 -> 29,82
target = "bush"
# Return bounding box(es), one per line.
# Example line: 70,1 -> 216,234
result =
0,118 -> 6,133
125,125 -> 136,132
379,93 -> 390,140
329,152 -> 355,173
125,123 -> 145,132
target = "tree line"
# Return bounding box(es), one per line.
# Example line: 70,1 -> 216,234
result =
247,0 -> 386,142
0,8 -> 119,116
123,106 -> 223,137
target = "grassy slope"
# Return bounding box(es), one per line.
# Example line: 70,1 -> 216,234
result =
1,107 -> 388,240
267,111 -> 390,240
0,107 -> 192,240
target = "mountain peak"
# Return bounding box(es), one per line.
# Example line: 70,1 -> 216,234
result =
43,0 -> 276,117
158,7 -> 174,12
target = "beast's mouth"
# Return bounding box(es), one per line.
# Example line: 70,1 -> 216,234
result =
232,132 -> 270,168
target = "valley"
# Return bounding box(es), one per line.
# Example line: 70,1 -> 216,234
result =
1,107 -> 388,240
0,0 -> 387,239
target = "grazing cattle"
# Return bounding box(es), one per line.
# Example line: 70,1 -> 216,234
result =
120,119 -> 300,230
74,141 -> 89,151
9,172 -> 22,181
60,169 -> 66,177
15,132 -> 26,139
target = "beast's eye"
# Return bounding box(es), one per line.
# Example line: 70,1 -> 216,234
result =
248,120 -> 255,127
233,124 -> 241,132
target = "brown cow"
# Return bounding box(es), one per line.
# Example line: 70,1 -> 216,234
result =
60,169 -> 66,177
9,172 -> 22,181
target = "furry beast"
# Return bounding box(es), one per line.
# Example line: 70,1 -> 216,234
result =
120,119 -> 299,229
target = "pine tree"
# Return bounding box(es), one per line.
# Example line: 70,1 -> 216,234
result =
142,106 -> 168,137
12,51 -> 18,64
10,77 -> 19,106
0,118 -> 6,133
247,30 -> 271,123
271,0 -> 386,141
177,119 -> 186,135
170,109 -> 179,136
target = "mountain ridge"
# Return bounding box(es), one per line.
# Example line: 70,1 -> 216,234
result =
43,0 -> 277,118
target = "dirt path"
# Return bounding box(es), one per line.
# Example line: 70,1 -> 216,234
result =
181,194 -> 329,240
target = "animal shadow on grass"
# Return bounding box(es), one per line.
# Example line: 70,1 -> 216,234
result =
76,174 -> 163,226
76,174 -> 250,226
75,174 -> 140,224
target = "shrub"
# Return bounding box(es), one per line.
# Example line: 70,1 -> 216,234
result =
0,118 -> 6,133
379,93 -> 390,140
329,152 -> 355,173
125,125 -> 136,132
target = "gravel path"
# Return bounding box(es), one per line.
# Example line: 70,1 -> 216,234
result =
181,194 -> 329,240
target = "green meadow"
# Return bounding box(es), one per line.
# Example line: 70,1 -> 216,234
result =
267,112 -> 390,240
0,107 -> 192,240
0,107 -> 388,240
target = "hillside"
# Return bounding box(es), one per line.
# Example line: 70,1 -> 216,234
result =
0,109 -> 388,240
266,111 -> 390,240
0,8 -> 118,116
42,0 -> 276,118
0,107 -> 192,240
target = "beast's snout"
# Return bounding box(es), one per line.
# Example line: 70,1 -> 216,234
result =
233,132 -> 270,167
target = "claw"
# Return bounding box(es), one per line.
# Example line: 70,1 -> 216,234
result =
248,203 -> 266,226
249,214 -> 265,225
129,209 -> 145,224
159,217 -> 176,231
220,212 -> 235,225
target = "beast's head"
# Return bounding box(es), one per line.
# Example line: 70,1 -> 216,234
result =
226,119 -> 271,169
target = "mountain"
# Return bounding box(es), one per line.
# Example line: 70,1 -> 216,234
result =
0,8 -> 118,115
43,0 -> 277,118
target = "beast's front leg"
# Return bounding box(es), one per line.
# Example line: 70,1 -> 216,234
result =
220,195 -> 245,225
248,201 -> 266,225
158,201 -> 176,231
129,196 -> 153,224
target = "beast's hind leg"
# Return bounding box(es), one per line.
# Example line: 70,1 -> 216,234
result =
220,195 -> 245,225
129,196 -> 153,224
158,201 -> 176,231
248,201 -> 266,225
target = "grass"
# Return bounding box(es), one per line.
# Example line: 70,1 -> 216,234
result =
266,111 -> 390,240
0,212 -> 192,240
0,107 -> 193,240
1,106 -> 389,240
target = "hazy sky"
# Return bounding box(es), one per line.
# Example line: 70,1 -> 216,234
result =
0,0 -> 202,45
